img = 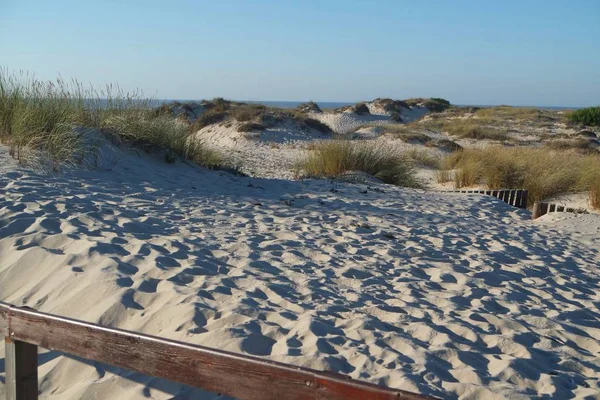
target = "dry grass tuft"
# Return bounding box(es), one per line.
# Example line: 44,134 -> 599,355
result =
441,119 -> 510,141
299,140 -> 421,187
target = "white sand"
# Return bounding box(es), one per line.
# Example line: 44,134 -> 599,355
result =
1,143 -> 600,399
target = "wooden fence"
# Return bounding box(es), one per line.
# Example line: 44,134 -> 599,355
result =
0,303 -> 436,400
531,201 -> 588,220
449,189 -> 528,209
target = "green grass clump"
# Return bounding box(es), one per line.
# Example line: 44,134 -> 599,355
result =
443,147 -> 600,208
568,106 -> 600,126
0,69 -> 225,171
299,140 -> 421,187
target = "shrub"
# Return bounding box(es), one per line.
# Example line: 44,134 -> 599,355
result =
403,98 -> 451,113
444,147 -> 600,207
351,103 -> 370,115
238,122 -> 265,132
231,104 -> 266,122
299,140 -> 421,187
297,101 -> 322,113
301,117 -> 332,134
568,107 -> 600,126
191,110 -> 227,130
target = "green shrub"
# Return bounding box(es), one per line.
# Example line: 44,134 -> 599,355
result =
299,140 -> 421,187
568,107 -> 600,126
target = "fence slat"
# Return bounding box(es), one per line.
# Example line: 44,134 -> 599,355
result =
0,304 -> 433,400
5,338 -> 39,400
532,201 -> 542,219
514,190 -> 522,208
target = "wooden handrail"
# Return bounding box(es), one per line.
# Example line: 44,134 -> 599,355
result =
0,303 -> 437,399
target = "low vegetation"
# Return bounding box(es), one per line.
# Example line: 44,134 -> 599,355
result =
189,98 -> 332,134
568,106 -> 600,126
440,119 -> 510,141
442,147 -> 600,208
0,70 -> 224,170
403,97 -> 451,113
299,139 -> 421,187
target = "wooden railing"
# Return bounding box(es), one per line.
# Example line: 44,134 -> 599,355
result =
449,189 -> 528,209
0,303 -> 436,400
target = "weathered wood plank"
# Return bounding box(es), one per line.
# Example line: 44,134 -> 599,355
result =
5,338 -> 39,400
514,190 -> 522,209
0,304 -> 434,400
532,201 -> 542,219
521,190 -> 528,209
0,305 -> 7,336
508,190 -> 516,206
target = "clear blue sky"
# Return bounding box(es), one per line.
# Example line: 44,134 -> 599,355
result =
1,0 -> 599,106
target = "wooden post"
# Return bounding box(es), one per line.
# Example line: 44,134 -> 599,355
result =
5,337 -> 38,400
508,190 -> 516,206
522,190 -> 528,209
515,190 -> 522,208
532,201 -> 542,219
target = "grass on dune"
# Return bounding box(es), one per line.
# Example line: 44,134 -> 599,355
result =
298,139 -> 422,187
0,69 -> 224,170
441,147 -> 600,208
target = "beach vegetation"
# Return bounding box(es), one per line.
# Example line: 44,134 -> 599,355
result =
299,139 -> 421,187
568,106 -> 600,126
0,70 -> 225,170
442,147 -> 600,208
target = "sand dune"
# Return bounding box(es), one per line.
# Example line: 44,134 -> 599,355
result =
1,143 -> 599,399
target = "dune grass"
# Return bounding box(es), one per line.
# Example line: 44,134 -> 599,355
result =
0,70 -> 224,170
442,147 -> 600,208
441,119 -> 510,141
299,140 -> 421,187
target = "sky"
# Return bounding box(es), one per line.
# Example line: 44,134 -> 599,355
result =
1,0 -> 599,107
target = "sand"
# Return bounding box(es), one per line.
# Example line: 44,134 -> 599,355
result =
1,142 -> 599,399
